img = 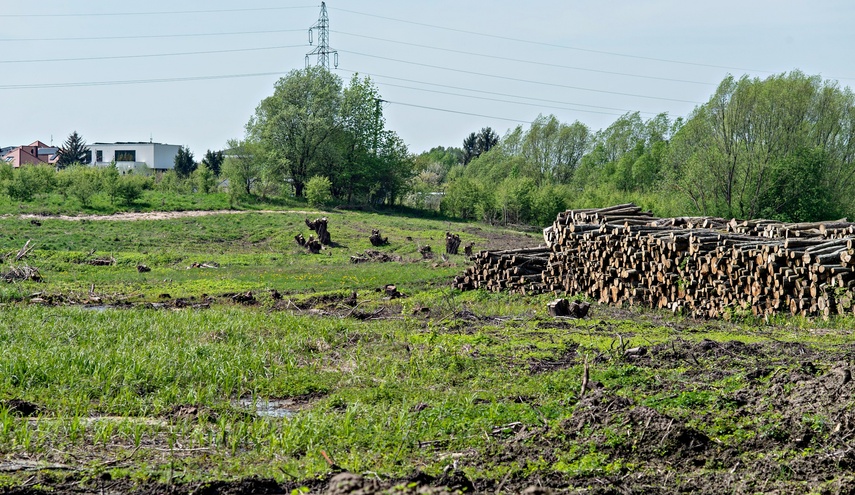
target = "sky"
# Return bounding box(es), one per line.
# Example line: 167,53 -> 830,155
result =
1,1 -> 853,157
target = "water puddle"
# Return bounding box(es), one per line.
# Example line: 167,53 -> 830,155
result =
236,398 -> 296,418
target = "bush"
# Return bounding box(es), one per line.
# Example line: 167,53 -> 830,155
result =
305,175 -> 333,207
65,165 -> 100,207
116,175 -> 149,205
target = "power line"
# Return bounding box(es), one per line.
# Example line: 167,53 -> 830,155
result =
334,31 -> 713,87
333,7 -> 773,74
0,45 -> 307,64
375,81 -> 629,117
0,6 -> 316,17
337,68 -> 658,116
339,50 -> 703,104
383,100 -> 533,124
0,72 -> 289,90
0,28 -> 306,43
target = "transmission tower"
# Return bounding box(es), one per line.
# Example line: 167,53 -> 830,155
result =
306,2 -> 338,69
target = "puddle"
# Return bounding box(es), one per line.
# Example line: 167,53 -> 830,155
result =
236,398 -> 296,418
81,305 -> 110,311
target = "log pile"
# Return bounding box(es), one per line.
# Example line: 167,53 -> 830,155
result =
457,204 -> 855,319
452,246 -> 551,295
306,218 -> 331,245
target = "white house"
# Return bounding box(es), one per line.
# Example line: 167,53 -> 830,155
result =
90,142 -> 181,173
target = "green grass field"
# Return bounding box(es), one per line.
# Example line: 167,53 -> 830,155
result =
2,208 -> 855,494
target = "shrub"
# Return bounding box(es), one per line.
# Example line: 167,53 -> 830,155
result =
305,175 -> 333,207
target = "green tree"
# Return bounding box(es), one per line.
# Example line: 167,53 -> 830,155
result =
173,146 -> 196,178
193,162 -> 217,194
305,175 -> 333,207
222,139 -> 262,197
56,131 -> 91,169
669,71 -> 855,220
115,175 -> 148,205
101,162 -> 121,204
66,165 -> 100,207
247,66 -> 342,197
201,149 -> 224,177
463,127 -> 499,165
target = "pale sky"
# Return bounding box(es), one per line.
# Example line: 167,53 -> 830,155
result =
1,1 -> 853,156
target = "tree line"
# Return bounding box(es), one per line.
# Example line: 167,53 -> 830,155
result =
420,70 -> 855,225
3,69 -> 852,224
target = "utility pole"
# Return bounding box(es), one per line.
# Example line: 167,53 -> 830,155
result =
373,98 -> 385,155
306,2 -> 338,70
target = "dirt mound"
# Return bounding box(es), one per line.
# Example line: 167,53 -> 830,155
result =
563,390 -> 711,464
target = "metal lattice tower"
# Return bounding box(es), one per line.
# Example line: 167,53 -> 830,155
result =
306,2 -> 338,69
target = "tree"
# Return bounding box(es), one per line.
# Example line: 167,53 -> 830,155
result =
193,162 -> 217,194
66,165 -> 100,207
115,175 -> 147,205
201,149 -> 224,177
476,127 -> 499,156
173,146 -> 196,178
668,71 -> 855,220
462,127 -> 499,165
57,131 -> 90,169
222,139 -> 262,197
247,66 -> 342,197
101,162 -> 121,204
305,175 -> 333,207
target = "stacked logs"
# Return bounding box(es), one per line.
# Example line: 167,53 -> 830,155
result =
452,246 -> 551,295
457,204 -> 855,319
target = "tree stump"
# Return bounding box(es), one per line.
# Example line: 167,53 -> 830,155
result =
306,218 -> 331,245
306,236 -> 322,254
445,232 -> 461,255
464,242 -> 475,257
369,229 -> 389,246
547,298 -> 590,318
419,245 -> 433,259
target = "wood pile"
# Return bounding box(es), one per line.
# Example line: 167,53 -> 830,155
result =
452,246 -> 551,295
457,204 -> 855,319
306,217 -> 331,245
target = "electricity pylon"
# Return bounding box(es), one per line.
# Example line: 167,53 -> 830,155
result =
306,2 -> 338,69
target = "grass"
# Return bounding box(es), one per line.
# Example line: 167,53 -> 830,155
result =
2,207 -> 855,493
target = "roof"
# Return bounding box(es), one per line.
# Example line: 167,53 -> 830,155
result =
92,141 -> 178,146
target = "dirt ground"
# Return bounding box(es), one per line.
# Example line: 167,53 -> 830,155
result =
6,313 -> 855,494
6,216 -> 855,493
4,209 -> 323,222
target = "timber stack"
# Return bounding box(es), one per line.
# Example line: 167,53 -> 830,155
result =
455,203 -> 855,319
452,246 -> 551,295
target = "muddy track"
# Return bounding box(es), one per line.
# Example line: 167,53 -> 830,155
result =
3,209 -> 325,222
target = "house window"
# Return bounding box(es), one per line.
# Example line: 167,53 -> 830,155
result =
96,150 -> 103,163
115,150 -> 135,162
